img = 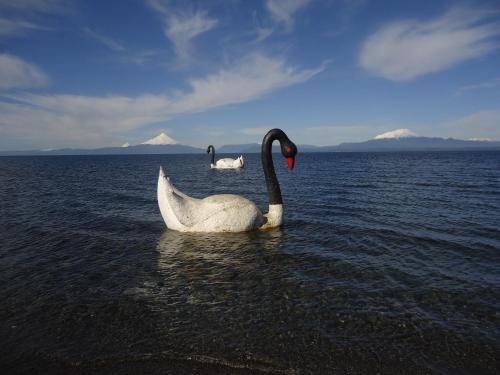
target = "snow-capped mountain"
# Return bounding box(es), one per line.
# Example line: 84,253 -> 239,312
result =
374,128 -> 418,139
141,132 -> 177,145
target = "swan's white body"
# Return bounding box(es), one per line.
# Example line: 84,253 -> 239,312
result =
211,155 -> 244,169
157,167 -> 282,232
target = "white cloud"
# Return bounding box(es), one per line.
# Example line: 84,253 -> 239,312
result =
0,54 -> 324,148
374,128 -> 418,139
147,0 -> 217,60
0,53 -> 49,90
360,7 -> 500,81
266,0 -> 311,30
82,27 -> 125,51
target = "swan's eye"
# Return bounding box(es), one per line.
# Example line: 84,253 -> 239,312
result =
287,147 -> 292,153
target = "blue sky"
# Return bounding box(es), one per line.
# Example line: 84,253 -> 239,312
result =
1,0 -> 500,150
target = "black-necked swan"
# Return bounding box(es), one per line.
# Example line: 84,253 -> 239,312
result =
157,129 -> 297,232
206,145 -> 244,169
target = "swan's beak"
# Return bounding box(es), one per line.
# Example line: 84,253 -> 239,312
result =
286,157 -> 295,170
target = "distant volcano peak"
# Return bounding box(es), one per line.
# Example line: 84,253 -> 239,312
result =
374,128 -> 418,140
141,132 -> 177,145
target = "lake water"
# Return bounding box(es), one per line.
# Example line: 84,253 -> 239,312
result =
1,152 -> 499,374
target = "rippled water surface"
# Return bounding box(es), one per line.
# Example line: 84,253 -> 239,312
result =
1,152 -> 499,374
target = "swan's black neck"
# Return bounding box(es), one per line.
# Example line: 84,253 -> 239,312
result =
207,145 -> 215,164
261,129 -> 288,205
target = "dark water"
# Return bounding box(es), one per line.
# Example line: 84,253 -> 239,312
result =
1,152 -> 499,374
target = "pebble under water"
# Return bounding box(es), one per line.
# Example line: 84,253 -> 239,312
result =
0,152 -> 499,374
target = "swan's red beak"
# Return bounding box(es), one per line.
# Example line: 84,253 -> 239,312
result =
286,157 -> 295,170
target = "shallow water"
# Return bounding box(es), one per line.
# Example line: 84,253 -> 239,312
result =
1,152 -> 499,374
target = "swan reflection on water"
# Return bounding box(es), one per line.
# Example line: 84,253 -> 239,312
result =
134,229 -> 286,308
156,228 -> 284,267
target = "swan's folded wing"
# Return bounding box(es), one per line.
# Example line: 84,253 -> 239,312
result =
215,158 -> 238,168
168,193 -> 262,230
166,189 -> 202,228
166,190 -> 233,228
170,182 -> 190,199
159,168 -> 200,228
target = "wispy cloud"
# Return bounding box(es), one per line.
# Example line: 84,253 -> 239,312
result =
0,53 -> 49,90
147,0 -> 217,61
249,9 -> 274,44
456,77 -> 500,95
0,18 -> 49,37
265,0 -> 311,31
0,54 -> 324,148
254,26 -> 274,43
174,54 -> 325,112
81,27 -> 165,66
0,0 -> 71,39
82,27 -> 125,51
166,11 -> 217,60
0,0 -> 71,14
360,7 -> 500,81
116,49 -> 165,66
445,109 -> 500,140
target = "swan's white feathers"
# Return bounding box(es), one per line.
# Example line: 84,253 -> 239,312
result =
158,168 -> 264,232
211,155 -> 244,169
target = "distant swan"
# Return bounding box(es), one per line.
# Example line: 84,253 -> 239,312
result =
158,129 -> 297,232
207,145 -> 244,169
